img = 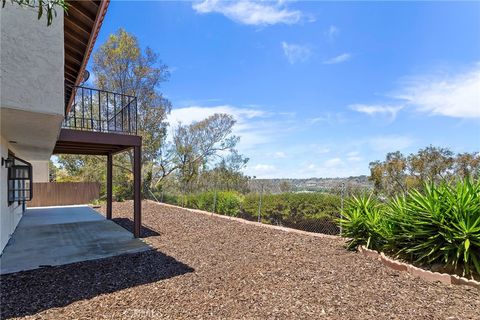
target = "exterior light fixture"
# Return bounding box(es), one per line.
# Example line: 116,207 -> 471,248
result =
82,69 -> 90,84
2,157 -> 13,168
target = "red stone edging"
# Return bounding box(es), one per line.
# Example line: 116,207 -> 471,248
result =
358,245 -> 480,290
146,200 -> 341,240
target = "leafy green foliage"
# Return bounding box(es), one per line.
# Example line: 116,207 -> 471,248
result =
340,179 -> 480,278
243,193 -> 340,226
369,146 -> 479,196
163,191 -> 244,217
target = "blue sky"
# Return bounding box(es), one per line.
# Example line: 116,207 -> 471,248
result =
92,1 -> 480,178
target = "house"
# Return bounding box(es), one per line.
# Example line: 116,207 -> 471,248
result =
0,0 -> 142,254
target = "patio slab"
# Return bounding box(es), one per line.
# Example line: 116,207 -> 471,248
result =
0,205 -> 150,275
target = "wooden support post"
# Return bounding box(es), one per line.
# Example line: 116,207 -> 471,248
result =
133,145 -> 141,238
106,153 -> 113,220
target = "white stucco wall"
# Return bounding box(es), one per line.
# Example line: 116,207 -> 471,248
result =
0,4 -> 64,116
0,4 -> 65,253
0,135 -> 24,253
31,161 -> 50,182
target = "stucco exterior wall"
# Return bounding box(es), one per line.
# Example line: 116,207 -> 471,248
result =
0,135 -> 24,253
31,161 -> 50,182
0,4 -> 64,117
0,4 -> 64,253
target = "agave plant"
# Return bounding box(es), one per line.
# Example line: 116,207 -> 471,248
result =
396,179 -> 480,277
340,178 -> 480,278
339,194 -> 389,251
383,179 -> 479,278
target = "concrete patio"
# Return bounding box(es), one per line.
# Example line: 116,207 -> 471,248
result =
0,205 -> 150,275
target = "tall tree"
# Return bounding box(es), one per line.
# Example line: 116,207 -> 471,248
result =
370,146 -> 477,196
154,114 -> 244,191
93,28 -> 171,165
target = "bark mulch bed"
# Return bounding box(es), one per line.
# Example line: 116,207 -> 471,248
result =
1,200 -> 479,319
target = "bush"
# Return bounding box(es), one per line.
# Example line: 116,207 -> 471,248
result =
242,192 -> 341,226
169,191 -> 244,217
340,179 -> 480,278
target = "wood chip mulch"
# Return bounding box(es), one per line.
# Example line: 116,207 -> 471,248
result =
1,200 -> 479,319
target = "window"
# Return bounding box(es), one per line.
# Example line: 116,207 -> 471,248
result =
7,155 -> 32,204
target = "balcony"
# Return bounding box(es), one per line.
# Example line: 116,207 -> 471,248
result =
63,86 -> 138,135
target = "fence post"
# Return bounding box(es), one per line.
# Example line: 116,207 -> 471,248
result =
340,183 -> 345,236
213,189 -> 217,214
257,185 -> 263,223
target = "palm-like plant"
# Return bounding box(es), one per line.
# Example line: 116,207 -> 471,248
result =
340,178 -> 480,278
339,194 -> 389,251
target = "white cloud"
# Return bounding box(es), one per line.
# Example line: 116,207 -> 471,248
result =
273,151 -> 287,159
282,42 -> 312,64
168,105 -> 266,126
323,53 -> 351,65
349,104 -> 404,121
324,158 -> 343,168
326,25 -> 339,40
393,64 -> 480,119
368,135 -> 414,152
307,112 -> 349,126
167,104 -> 298,155
249,164 -> 279,178
192,0 -> 303,26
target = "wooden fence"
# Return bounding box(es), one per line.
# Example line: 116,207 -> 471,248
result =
30,182 -> 101,207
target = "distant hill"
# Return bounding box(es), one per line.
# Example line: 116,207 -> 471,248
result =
248,176 -> 372,194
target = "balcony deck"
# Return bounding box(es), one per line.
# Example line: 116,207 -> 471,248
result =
63,86 -> 138,135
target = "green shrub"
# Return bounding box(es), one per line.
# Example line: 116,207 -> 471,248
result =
242,192 -> 341,225
340,179 -> 480,278
168,191 -> 244,217
216,191 -> 244,216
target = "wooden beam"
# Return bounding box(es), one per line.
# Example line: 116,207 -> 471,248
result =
52,150 -> 109,155
65,0 -> 110,114
67,0 -> 97,23
58,129 -> 142,147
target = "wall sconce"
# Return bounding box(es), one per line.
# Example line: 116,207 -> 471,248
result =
1,157 -> 13,168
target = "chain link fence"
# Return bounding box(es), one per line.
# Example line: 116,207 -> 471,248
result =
145,180 -> 370,236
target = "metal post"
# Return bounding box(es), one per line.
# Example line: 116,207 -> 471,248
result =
340,183 -> 345,236
90,89 -> 94,129
81,87 -> 85,129
133,145 -> 142,238
98,90 -> 101,131
106,153 -> 113,220
213,189 -> 217,214
258,185 -> 263,223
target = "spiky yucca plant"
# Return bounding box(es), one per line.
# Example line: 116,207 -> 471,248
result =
340,178 -> 480,278
339,194 -> 390,251
392,179 -> 480,277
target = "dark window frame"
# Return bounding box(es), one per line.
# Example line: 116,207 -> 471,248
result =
7,153 -> 33,205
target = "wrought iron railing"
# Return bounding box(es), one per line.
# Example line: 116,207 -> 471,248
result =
63,86 -> 138,135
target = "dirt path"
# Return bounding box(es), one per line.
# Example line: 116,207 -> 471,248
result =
1,200 -> 478,319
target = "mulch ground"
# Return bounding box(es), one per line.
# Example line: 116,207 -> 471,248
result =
1,200 -> 479,319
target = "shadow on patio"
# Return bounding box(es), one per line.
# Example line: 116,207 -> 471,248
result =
112,217 -> 161,238
0,249 -> 194,319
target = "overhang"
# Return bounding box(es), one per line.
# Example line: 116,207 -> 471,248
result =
53,129 -> 142,156
64,0 -> 109,115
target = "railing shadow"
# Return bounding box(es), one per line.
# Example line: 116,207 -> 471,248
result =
0,250 -> 194,319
